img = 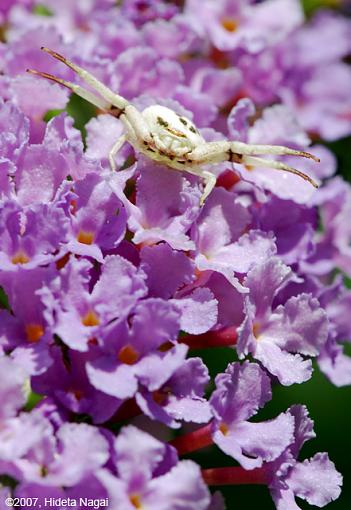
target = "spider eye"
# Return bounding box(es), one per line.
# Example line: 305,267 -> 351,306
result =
157,116 -> 169,128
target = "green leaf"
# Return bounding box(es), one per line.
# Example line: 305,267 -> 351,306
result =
24,391 -> 44,411
0,286 -> 10,310
66,93 -> 97,144
32,4 -> 54,16
43,108 -> 65,123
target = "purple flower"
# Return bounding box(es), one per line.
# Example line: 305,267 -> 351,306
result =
65,172 -> 127,262
192,186 -> 276,290
237,258 -> 329,384
316,280 -> 351,386
13,421 -> 109,487
41,255 -> 147,352
140,242 -> 195,299
0,99 -> 29,182
111,47 -> 184,100
121,0 -> 179,27
136,357 -> 212,427
185,0 -> 303,53
210,361 -> 294,469
0,200 -> 68,271
0,266 -> 56,375
227,100 -> 320,203
32,346 -> 122,424
85,114 -> 126,170
256,196 -> 317,265
4,27 -> 70,78
267,405 -> 342,509
96,425 -> 211,510
0,1 -> 347,507
277,11 -> 351,141
10,74 -> 68,143
111,159 -> 201,250
43,113 -> 99,182
303,177 -> 351,277
142,15 -> 198,58
14,144 -> 68,206
85,298 -> 185,400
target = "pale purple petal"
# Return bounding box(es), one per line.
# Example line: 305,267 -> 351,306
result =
114,425 -> 168,483
244,258 -> 292,317
86,358 -> 138,400
255,341 -> 312,385
287,453 -> 342,507
172,287 -> 218,334
145,461 -> 210,510
231,412 -> 294,464
263,294 -> 328,356
140,243 -> 195,299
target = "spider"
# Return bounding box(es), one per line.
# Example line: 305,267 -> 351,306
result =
27,47 -> 319,205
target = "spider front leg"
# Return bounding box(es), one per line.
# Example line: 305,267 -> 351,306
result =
27,47 -> 154,169
109,135 -> 127,171
38,48 -> 154,146
200,171 -> 217,205
189,140 -> 319,188
180,165 -> 216,206
40,47 -> 128,113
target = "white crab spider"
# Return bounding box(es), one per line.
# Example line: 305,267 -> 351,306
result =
27,47 -> 319,205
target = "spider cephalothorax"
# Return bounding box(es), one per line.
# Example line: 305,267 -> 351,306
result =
27,47 -> 319,205
140,105 -> 203,157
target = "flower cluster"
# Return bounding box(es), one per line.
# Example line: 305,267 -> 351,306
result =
0,1 -> 350,509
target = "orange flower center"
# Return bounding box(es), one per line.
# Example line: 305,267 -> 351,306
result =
11,250 -> 30,265
219,422 -> 229,435
129,494 -> 142,509
252,322 -> 261,339
77,230 -> 94,245
221,17 -> 239,32
81,310 -> 100,327
25,323 -> 44,343
118,344 -> 140,365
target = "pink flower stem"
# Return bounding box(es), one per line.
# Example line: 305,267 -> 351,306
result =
180,326 -> 238,349
170,423 -> 213,455
202,466 -> 269,486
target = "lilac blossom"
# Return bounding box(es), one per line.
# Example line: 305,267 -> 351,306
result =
85,298 -> 185,399
40,255 -> 148,352
185,0 -> 303,53
267,405 -> 342,509
136,357 -> 212,428
210,361 -> 294,469
32,347 -> 122,424
237,258 -> 329,384
13,421 -> 109,487
96,425 -> 211,510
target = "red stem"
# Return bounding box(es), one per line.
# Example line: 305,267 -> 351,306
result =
202,466 -> 268,486
170,423 -> 213,455
180,326 -> 238,349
